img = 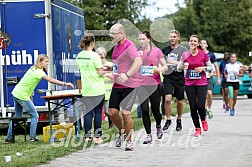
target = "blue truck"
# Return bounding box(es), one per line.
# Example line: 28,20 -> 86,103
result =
0,0 -> 84,122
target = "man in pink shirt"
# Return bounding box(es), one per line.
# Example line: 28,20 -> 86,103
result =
108,23 -> 142,151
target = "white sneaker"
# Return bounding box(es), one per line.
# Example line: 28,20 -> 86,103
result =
93,137 -> 103,144
125,141 -> 134,151
115,133 -> 125,147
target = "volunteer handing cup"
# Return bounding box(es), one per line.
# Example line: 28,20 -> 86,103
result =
184,62 -> 189,70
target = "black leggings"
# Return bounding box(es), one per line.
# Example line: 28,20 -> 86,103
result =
185,85 -> 207,128
139,85 -> 162,134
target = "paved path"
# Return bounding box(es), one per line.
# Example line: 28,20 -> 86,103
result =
39,96 -> 252,167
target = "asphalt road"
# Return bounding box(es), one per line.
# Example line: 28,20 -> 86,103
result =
39,96 -> 252,167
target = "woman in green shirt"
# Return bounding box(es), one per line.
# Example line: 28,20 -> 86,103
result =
76,33 -> 108,144
5,54 -> 74,143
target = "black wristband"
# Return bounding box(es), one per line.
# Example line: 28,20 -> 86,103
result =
126,73 -> 130,78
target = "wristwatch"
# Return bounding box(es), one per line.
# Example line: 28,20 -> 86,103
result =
126,73 -> 130,78
204,67 -> 207,71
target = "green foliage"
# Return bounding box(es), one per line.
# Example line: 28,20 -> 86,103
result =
67,0 -> 148,30
66,0 -> 252,63
166,0 -> 252,64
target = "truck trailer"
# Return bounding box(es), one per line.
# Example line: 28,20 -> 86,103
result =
0,0 -> 84,123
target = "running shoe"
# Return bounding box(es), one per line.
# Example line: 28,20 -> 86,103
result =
194,128 -> 201,137
207,110 -> 213,119
143,134 -> 152,144
115,132 -> 125,147
230,109 -> 235,116
156,126 -> 163,139
225,106 -> 229,113
223,103 -> 226,109
202,120 -> 208,131
125,141 -> 134,151
176,119 -> 182,131
84,137 -> 92,142
163,120 -> 171,131
93,137 -> 103,144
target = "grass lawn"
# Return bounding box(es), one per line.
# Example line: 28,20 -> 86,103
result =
0,101 -> 189,167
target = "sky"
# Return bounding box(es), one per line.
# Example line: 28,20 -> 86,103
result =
142,0 -> 185,20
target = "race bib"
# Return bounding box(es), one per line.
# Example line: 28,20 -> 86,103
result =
230,76 -> 237,80
113,64 -> 118,74
140,66 -> 156,76
168,56 -> 177,61
188,70 -> 201,79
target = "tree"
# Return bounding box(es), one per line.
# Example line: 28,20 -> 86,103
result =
165,0 -> 252,63
200,0 -> 252,62
67,0 -> 148,30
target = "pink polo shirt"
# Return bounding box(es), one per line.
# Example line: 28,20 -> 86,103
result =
112,39 -> 140,88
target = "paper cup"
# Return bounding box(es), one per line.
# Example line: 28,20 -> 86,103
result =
16,152 -> 23,156
5,156 -> 11,162
138,51 -> 143,56
239,65 -> 244,70
184,62 -> 189,70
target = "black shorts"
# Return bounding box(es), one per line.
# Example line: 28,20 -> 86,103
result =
226,82 -> 240,90
163,76 -> 184,100
207,77 -> 214,91
109,87 -> 137,111
221,81 -> 228,89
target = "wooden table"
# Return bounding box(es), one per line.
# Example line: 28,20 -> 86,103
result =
41,93 -> 82,142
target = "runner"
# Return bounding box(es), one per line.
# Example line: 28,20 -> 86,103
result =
177,34 -> 213,137
108,23 -> 142,151
224,53 -> 244,116
200,39 -> 221,118
137,30 -> 167,144
162,30 -> 187,131
219,52 -> 230,112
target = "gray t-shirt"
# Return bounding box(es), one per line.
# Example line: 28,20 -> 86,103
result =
162,45 -> 187,76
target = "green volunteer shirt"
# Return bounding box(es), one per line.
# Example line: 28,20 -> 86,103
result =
76,50 -> 105,97
12,67 -> 46,100
104,76 -> 113,100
